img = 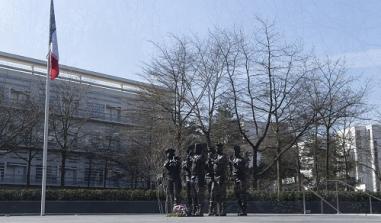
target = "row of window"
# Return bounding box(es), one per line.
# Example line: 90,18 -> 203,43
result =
0,162 -> 112,186
87,102 -> 121,122
1,87 -> 123,123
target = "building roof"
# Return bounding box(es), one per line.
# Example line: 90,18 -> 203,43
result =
0,51 -> 151,93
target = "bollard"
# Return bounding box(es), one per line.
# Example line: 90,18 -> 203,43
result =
335,182 -> 340,214
303,191 -> 306,214
369,196 -> 373,214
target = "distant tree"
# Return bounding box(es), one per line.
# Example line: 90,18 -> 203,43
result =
211,104 -> 242,147
87,127 -> 122,188
333,115 -> 358,188
214,20 -> 317,190
0,88 -> 40,153
0,85 -> 40,186
50,81 -> 88,187
308,58 -> 367,185
189,36 -> 226,146
141,37 -> 203,152
13,124 -> 42,187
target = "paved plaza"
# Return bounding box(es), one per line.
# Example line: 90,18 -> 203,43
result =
0,214 -> 380,223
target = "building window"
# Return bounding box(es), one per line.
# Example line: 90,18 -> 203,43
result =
35,165 -> 42,182
87,102 -> 105,119
64,168 -> 77,186
0,87 -> 4,102
47,166 -> 58,184
105,105 -> 121,122
107,135 -> 121,150
84,167 -> 104,186
7,162 -> 26,183
10,89 -> 30,104
90,134 -> 102,148
0,163 -> 4,180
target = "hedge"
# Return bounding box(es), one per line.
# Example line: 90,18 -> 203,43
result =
0,188 -> 380,201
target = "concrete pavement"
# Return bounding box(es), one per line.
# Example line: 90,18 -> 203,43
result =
0,214 -> 380,223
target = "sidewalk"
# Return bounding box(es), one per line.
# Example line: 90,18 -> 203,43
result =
0,214 -> 380,223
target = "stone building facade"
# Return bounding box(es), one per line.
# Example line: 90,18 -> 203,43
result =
342,125 -> 381,192
0,51 -> 147,188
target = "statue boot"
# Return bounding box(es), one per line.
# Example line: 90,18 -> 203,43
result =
238,202 -> 247,216
208,201 -> 216,216
218,202 -> 226,216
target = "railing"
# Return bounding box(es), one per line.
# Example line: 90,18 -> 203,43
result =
325,179 -> 381,214
301,187 -> 340,214
300,179 -> 381,214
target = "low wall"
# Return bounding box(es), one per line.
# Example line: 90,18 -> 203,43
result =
0,200 -> 380,214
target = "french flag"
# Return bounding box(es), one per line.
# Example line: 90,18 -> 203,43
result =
49,0 -> 59,80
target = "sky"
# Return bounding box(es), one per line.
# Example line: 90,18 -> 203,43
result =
1,0 -> 381,110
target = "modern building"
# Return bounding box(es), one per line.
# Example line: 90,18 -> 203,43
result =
0,51 -> 148,188
341,124 -> 381,192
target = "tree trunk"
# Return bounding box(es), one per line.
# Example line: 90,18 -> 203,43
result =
176,122 -> 183,151
135,173 -> 138,189
325,126 -> 331,190
275,121 -> 282,198
60,152 -> 67,187
296,157 -> 302,191
252,147 -> 258,190
276,129 -> 282,198
26,149 -> 32,187
296,145 -> 302,192
373,141 -> 380,192
343,149 -> 350,191
103,159 -> 108,188
276,155 -> 281,198
206,134 -> 211,148
87,158 -> 93,188
314,124 -> 320,190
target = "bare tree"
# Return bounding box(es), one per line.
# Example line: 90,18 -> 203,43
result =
0,84 -> 41,186
212,20 -> 318,190
50,80 -> 88,187
188,36 -> 227,146
311,58 -> 367,184
333,114 -> 358,188
125,97 -> 175,188
13,123 -> 42,187
137,19 -> 368,191
0,89 -> 40,153
141,36 -> 202,151
211,103 -> 242,147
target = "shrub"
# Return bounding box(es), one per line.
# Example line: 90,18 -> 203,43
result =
0,188 -> 380,201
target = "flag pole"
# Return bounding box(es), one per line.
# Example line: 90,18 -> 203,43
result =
41,52 -> 51,216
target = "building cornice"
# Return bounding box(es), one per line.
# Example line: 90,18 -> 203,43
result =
0,51 -> 151,90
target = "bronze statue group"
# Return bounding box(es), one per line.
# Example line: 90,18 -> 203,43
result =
163,143 -> 248,217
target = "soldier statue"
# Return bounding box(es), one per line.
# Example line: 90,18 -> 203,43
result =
182,145 -> 194,215
231,145 -> 248,216
191,143 -> 207,216
163,148 -> 182,213
210,143 -> 228,216
206,146 -> 216,216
